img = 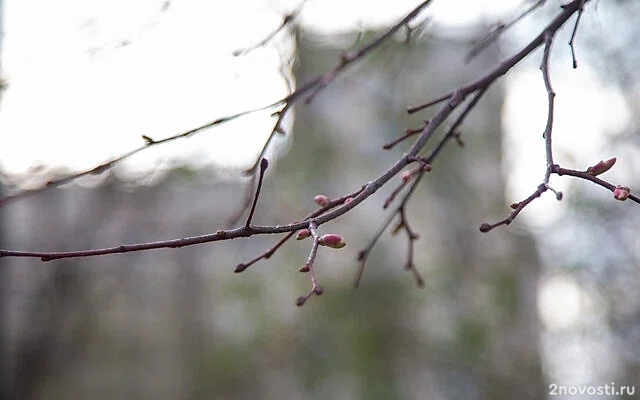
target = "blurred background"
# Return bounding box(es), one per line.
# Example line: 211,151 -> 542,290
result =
1,0 -> 639,399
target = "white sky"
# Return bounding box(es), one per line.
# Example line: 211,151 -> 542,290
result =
0,8 -> 632,222
0,0 -> 527,186
0,0 -> 631,189
0,0 -> 296,185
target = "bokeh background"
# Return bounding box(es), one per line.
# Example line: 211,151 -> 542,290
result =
1,1 -> 639,399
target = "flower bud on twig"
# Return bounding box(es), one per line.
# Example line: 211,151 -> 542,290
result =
296,229 -> 311,240
318,234 -> 346,249
586,157 -> 616,176
613,186 -> 631,201
314,194 -> 330,207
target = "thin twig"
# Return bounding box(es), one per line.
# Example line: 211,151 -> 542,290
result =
356,159 -> 431,287
383,121 -> 429,150
243,103 -> 292,174
244,158 -> 269,228
296,220 -> 324,306
230,0 -> 438,219
235,189 -> 364,273
567,0 -> 586,68
466,0 -> 547,62
225,173 -> 259,227
232,0 -> 309,57
399,207 -> 424,287
479,184 -> 548,232
541,30 -> 556,181
354,208 -> 399,287
357,87 -> 489,286
383,159 -> 431,209
480,164 -> 639,233
407,93 -> 452,114
0,1 -> 595,264
227,103 -> 291,226
553,166 -> 640,204
0,0 -> 436,208
234,231 -> 295,273
0,101 -> 283,207
445,86 -> 488,138
480,32 -> 561,232
409,0 -> 589,117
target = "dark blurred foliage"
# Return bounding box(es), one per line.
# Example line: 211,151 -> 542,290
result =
1,1 -> 639,399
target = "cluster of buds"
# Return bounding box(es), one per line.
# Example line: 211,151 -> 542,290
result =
295,217 -> 345,306
298,194 -> 348,247
296,229 -> 346,248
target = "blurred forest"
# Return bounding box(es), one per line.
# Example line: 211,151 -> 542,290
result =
1,1 -> 639,399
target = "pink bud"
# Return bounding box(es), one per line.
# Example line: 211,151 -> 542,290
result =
296,229 -> 311,240
318,234 -> 346,249
587,157 -> 616,176
343,197 -> 353,205
314,194 -> 330,207
401,170 -> 412,182
613,186 -> 631,201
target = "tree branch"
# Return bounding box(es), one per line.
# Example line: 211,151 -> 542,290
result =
232,0 -> 309,57
5,0 -> 629,300
0,0 -> 436,207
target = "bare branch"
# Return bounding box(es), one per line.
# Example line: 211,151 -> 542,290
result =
407,93 -> 452,114
465,0 -> 547,62
355,208 -> 398,287
296,220 -> 324,306
383,121 -> 429,150
480,32 -> 560,232
398,207 -> 424,287
244,158 -> 269,228
479,183 -> 549,232
553,166 -> 639,204
566,0 -> 586,68
541,30 -> 557,179
409,1 -> 588,117
4,0 -> 623,296
0,0 -> 436,209
236,190 -> 363,273
0,101 -> 283,207
232,0 -> 309,57
234,231 -> 295,273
